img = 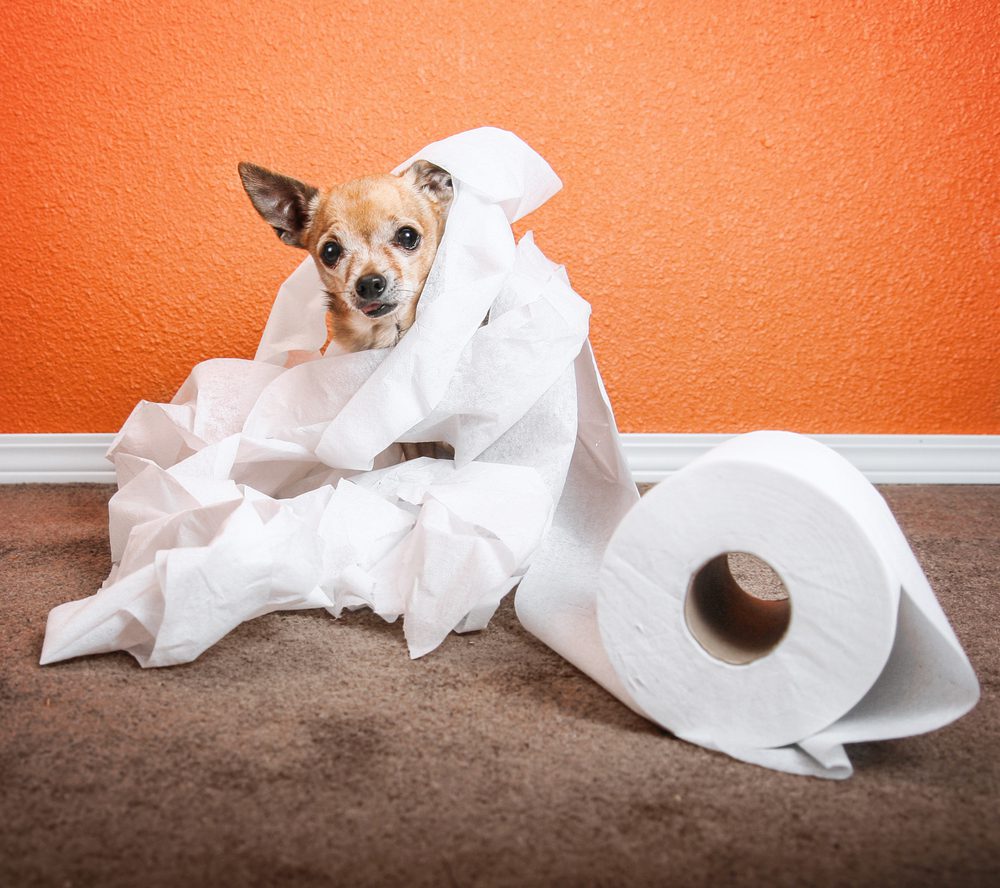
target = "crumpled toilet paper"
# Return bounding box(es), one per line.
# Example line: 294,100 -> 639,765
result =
41,127 -> 590,665
40,128 -> 978,779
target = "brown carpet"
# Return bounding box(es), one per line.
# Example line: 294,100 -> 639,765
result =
1,483 -> 997,887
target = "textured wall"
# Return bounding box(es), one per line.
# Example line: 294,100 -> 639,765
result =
1,0 -> 997,434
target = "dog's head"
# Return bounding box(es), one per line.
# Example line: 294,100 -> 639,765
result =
239,160 -> 453,351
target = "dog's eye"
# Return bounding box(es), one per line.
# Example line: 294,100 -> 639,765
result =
320,241 -> 342,267
394,227 -> 420,251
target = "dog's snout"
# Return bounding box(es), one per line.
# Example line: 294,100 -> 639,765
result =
356,274 -> 387,300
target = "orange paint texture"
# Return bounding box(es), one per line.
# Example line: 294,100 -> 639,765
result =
1,0 -> 997,433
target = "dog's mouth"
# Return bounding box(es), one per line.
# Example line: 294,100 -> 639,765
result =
359,301 -> 397,318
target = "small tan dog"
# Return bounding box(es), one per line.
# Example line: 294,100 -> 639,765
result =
239,159 -> 453,353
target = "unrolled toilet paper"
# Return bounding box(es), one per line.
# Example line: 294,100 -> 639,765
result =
519,430 -> 980,778
40,128 -> 590,667
39,127 -> 978,778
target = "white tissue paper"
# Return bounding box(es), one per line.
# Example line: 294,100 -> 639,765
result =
40,128 -> 977,779
40,127 -> 590,666
518,430 -> 980,778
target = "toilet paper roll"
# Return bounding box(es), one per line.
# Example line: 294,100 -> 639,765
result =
594,431 -> 980,769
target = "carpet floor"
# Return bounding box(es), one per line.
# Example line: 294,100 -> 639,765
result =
1,483 -> 997,887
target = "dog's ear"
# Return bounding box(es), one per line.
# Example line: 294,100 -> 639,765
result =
402,160 -> 453,205
238,162 -> 319,248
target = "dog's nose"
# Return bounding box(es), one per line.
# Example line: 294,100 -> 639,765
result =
356,274 -> 387,300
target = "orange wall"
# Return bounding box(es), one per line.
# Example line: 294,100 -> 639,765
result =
1,0 -> 997,434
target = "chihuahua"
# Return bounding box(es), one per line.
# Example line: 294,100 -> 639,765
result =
239,159 -> 453,354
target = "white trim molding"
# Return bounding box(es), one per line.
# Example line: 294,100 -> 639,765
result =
624,433 -> 1000,484
1,433 -> 998,485
0,434 -> 118,484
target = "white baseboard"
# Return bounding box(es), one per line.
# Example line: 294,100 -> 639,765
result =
0,433 -> 997,485
0,434 -> 118,484
623,433 -> 1000,484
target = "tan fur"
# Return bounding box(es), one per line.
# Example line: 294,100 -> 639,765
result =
239,159 -> 453,354
303,173 -> 447,351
